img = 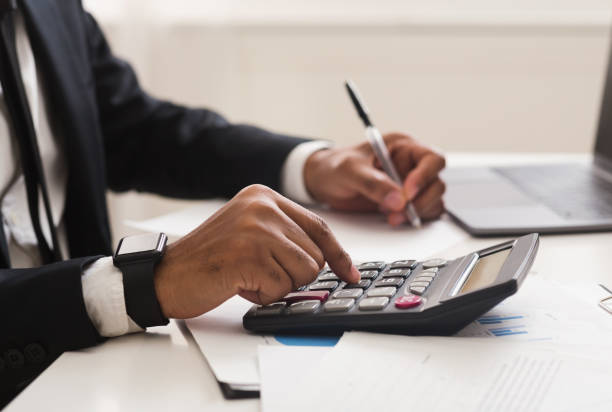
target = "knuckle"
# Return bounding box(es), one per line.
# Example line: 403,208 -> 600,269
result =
337,156 -> 357,174
311,213 -> 331,237
241,184 -> 272,198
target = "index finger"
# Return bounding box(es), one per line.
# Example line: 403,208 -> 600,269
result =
274,196 -> 360,284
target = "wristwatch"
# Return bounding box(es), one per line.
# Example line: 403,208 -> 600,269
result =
113,233 -> 169,329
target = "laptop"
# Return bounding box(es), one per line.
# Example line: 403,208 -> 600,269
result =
443,42 -> 612,236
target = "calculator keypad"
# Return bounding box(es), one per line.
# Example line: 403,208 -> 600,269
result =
389,259 -> 417,269
359,297 -> 389,311
422,259 -> 447,269
289,300 -> 321,314
381,268 -> 411,278
309,281 -> 339,291
359,270 -> 379,279
255,257 -> 447,315
318,272 -> 340,281
358,261 -> 386,271
366,287 -> 396,297
324,298 -> 355,312
332,289 -> 364,299
283,291 -> 329,303
374,277 -> 404,288
256,302 -> 286,316
344,279 -> 372,289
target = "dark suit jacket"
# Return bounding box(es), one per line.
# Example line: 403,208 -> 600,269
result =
0,0 -> 308,404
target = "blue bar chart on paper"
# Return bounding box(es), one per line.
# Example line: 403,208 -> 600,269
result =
477,315 -> 528,337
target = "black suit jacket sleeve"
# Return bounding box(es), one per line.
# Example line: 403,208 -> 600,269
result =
83,12 -> 310,199
0,257 -> 104,403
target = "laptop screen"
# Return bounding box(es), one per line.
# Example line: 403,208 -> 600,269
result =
595,40 -> 612,165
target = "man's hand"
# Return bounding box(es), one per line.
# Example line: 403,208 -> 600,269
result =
304,133 -> 446,226
153,184 -> 360,319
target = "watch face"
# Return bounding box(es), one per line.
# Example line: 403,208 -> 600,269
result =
116,233 -> 166,258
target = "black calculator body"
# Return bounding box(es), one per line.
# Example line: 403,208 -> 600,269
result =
243,233 -> 539,336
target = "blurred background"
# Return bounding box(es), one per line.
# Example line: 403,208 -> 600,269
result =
82,0 -> 612,239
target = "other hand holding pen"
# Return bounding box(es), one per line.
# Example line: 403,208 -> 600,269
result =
303,132 -> 446,226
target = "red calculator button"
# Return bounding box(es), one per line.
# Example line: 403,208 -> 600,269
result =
283,291 -> 329,303
395,294 -> 422,309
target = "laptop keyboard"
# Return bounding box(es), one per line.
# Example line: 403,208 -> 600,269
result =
494,164 -> 612,220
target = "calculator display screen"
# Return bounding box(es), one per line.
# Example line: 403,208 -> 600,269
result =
459,248 -> 512,294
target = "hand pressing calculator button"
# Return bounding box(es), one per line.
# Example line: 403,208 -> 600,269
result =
359,297 -> 389,311
243,234 -> 539,336
309,281 -> 339,291
324,298 -> 355,312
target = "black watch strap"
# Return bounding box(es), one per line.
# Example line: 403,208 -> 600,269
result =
119,260 -> 169,329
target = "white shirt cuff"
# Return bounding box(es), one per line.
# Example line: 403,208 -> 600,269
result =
81,257 -> 144,337
281,140 -> 333,204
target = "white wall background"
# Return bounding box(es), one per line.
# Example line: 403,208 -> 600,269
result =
81,0 -> 612,239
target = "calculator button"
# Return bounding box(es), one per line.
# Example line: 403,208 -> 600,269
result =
309,281 -> 339,291
395,294 -> 422,309
414,275 -> 435,282
390,259 -> 417,269
382,268 -> 410,278
374,277 -> 404,288
288,300 -> 321,314
344,279 -> 372,289
358,261 -> 386,271
359,297 -> 389,311
422,258 -> 447,269
409,286 -> 427,295
318,272 -> 340,281
419,268 -> 439,275
366,287 -> 397,297
410,281 -> 430,288
283,291 -> 329,303
332,289 -> 363,299
256,302 -> 287,316
324,298 -> 355,312
359,270 -> 379,279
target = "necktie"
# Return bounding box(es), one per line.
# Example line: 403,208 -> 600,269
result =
0,0 -> 61,265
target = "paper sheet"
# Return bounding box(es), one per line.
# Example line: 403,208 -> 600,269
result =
185,296 -> 340,387
258,346 -> 331,411
270,332 -> 612,412
126,201 -> 469,262
456,276 -> 612,343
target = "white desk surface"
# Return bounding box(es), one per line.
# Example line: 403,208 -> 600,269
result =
8,152 -> 612,412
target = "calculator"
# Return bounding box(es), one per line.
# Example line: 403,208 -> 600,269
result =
243,233 -> 539,336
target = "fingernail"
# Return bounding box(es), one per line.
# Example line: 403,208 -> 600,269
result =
383,191 -> 405,211
351,266 -> 361,283
388,213 -> 407,227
